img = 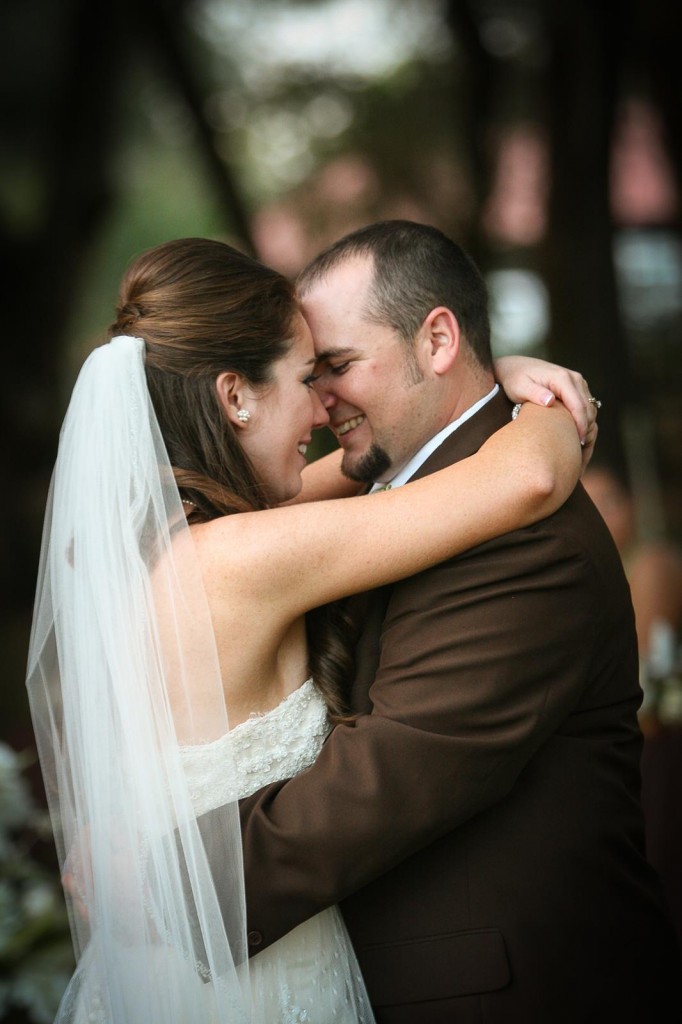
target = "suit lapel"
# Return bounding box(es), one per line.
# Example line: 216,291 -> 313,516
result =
348,391 -> 514,714
408,390 -> 513,482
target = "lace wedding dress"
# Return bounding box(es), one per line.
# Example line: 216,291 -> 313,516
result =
180,679 -> 375,1024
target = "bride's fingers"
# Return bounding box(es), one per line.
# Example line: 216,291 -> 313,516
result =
527,382 -> 556,409
580,422 -> 599,472
566,372 -> 601,444
62,868 -> 90,923
547,373 -> 590,441
62,825 -> 93,922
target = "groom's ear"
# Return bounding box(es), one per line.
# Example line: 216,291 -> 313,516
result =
421,307 -> 460,375
216,371 -> 250,428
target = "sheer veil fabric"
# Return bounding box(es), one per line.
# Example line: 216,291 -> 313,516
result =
26,336 -> 250,1022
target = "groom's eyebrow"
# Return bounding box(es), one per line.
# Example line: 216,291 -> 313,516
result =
314,345 -> 354,362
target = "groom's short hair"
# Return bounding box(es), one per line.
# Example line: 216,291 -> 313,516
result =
296,219 -> 493,371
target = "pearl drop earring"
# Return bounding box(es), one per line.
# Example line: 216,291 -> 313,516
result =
237,408 -> 251,423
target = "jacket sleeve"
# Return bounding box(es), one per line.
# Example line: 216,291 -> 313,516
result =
238,499 -> 618,951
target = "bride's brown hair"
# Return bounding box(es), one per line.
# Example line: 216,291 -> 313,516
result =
109,236 -> 354,716
111,237 -> 295,515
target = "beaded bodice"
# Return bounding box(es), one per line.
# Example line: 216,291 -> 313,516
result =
179,679 -> 330,814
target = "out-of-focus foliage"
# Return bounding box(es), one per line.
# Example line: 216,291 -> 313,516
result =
0,744 -> 73,1023
187,0 -> 456,199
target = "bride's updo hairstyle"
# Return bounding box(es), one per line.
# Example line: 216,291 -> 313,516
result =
110,237 -> 297,519
110,237 -> 354,716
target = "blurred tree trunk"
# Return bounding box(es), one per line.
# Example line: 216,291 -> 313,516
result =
634,0 -> 682,231
3,0 -> 130,741
2,0 -> 253,742
141,0 -> 256,251
444,0 -> 499,266
541,0 -> 632,469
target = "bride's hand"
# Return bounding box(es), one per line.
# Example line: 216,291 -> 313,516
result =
62,825 -> 92,923
494,355 -> 600,466
63,825 -> 148,939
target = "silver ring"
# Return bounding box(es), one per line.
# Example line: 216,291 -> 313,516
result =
588,397 -> 602,408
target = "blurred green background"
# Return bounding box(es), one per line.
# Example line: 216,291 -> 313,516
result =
2,0 -> 681,1017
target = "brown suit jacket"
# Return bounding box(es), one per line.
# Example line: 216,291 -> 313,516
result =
239,393 -> 682,1022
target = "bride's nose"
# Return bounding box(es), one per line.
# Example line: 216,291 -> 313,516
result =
313,378 -> 337,410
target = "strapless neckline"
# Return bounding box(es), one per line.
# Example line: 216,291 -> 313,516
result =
230,676 -> 315,738
179,677 -> 316,751
179,677 -> 329,807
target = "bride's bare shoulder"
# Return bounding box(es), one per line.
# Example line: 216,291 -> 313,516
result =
188,512 -> 285,598
189,514 -> 255,566
187,502 -> 335,613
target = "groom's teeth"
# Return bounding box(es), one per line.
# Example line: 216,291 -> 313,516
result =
297,443 -> 308,456
336,415 -> 365,436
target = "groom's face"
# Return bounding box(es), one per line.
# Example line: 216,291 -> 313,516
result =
301,256 -> 439,484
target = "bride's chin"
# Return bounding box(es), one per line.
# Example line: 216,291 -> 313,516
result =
275,474 -> 303,506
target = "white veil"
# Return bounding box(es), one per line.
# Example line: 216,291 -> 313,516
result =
26,336 -> 250,1022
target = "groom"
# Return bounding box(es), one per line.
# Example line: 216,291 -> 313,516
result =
239,221 -> 681,1021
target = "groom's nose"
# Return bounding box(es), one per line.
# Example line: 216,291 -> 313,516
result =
310,388 -> 330,427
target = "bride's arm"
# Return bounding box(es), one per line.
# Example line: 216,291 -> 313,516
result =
200,402 -> 581,618
291,357 -> 598,504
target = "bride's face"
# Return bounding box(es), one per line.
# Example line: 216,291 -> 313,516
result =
238,314 -> 329,503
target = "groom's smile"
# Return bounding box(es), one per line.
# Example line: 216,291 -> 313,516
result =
333,414 -> 366,438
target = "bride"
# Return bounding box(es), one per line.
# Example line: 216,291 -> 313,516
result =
26,237 -> 589,1022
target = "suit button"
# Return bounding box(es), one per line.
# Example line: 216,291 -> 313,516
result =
247,930 -> 263,948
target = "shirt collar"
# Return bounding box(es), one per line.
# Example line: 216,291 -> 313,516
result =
369,383 -> 499,492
